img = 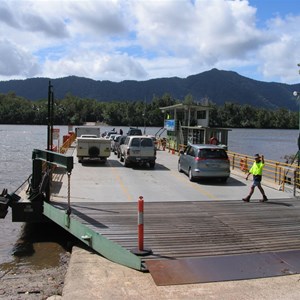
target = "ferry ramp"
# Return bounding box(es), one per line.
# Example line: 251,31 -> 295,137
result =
45,148 -> 300,285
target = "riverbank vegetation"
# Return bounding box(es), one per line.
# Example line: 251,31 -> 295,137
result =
0,92 -> 298,129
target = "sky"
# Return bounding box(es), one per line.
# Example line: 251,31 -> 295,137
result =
0,0 -> 299,84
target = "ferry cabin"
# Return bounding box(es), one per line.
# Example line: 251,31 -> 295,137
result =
159,103 -> 230,150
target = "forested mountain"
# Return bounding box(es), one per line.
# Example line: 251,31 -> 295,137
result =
0,68 -> 299,110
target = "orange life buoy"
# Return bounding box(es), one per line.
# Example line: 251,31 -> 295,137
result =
240,159 -> 248,172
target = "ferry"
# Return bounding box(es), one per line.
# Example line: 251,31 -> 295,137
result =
1,83 -> 300,285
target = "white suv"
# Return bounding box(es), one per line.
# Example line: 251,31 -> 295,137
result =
120,136 -> 156,168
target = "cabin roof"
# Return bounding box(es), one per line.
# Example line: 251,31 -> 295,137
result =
159,103 -> 212,111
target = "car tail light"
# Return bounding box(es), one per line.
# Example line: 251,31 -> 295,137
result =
195,157 -> 205,161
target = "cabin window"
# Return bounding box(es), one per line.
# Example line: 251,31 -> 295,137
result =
177,111 -> 184,122
197,111 -> 206,119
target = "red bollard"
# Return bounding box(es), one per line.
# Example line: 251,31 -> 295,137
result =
131,196 -> 152,256
138,196 -> 144,251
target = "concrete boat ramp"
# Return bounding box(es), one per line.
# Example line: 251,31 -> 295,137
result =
46,148 -> 300,299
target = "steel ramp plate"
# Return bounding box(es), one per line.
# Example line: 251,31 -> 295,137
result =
145,250 -> 300,286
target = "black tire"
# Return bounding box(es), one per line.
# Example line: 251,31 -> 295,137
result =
220,177 -> 228,183
149,161 -> 155,168
188,168 -> 195,182
88,146 -> 100,157
124,159 -> 130,167
178,161 -> 183,173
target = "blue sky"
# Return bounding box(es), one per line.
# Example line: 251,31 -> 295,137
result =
250,0 -> 299,23
0,0 -> 299,84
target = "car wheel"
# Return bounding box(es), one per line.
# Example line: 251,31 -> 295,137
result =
149,161 -> 155,168
88,146 -> 100,157
178,161 -> 183,173
188,168 -> 195,182
124,159 -> 130,167
220,177 -> 228,183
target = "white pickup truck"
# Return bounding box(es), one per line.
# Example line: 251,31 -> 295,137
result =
77,134 -> 111,163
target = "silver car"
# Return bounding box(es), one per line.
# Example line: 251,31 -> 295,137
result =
120,135 -> 156,168
178,144 -> 230,182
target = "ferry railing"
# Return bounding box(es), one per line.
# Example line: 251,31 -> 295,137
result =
227,151 -> 300,197
38,132 -> 76,182
59,132 -> 76,154
146,140 -> 300,196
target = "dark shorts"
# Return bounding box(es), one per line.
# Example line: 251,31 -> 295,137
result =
252,175 -> 262,187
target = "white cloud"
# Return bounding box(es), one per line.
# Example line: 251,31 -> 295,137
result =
0,0 -> 299,83
0,1 -> 69,38
42,51 -> 147,81
67,0 -> 128,36
258,15 -> 300,82
0,40 -> 40,77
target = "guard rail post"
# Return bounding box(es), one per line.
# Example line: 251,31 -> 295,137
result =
282,168 -> 285,192
275,163 -> 279,183
131,196 -> 152,256
294,169 -> 297,197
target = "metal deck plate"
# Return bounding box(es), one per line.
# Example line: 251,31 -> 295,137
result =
146,250 -> 300,286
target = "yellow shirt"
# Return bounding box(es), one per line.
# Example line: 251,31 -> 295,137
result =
249,161 -> 264,175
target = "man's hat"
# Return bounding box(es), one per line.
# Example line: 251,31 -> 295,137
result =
254,153 -> 260,158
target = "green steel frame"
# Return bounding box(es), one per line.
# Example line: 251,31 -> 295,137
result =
31,148 -> 143,270
43,202 -> 143,270
32,149 -> 73,172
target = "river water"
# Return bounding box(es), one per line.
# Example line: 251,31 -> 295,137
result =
0,125 -> 298,272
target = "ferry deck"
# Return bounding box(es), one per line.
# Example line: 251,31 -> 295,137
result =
42,144 -> 300,285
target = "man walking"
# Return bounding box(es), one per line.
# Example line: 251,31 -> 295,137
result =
243,154 -> 268,202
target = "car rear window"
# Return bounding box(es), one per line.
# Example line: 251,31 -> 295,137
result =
198,148 -> 228,159
131,138 -> 140,147
141,138 -> 153,147
128,129 -> 143,135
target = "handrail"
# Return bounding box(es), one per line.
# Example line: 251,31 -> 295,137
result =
59,132 -> 76,154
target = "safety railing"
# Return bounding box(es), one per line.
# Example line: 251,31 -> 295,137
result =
130,137 -> 300,196
227,151 -> 300,196
41,132 -> 76,183
59,132 -> 76,154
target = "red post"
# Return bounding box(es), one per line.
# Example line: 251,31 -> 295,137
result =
138,196 -> 144,251
131,196 -> 152,256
